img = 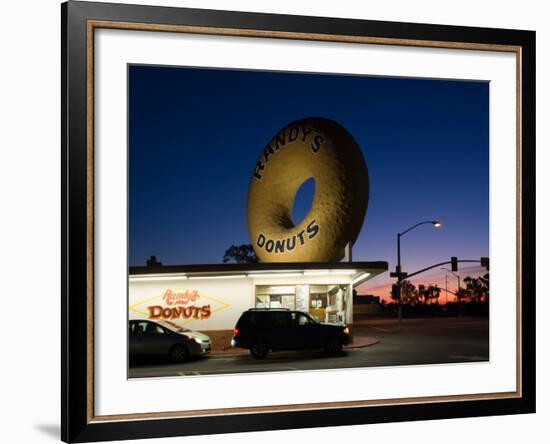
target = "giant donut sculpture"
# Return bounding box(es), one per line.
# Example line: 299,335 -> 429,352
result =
247,117 -> 369,263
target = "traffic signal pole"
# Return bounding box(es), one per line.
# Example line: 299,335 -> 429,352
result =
405,258 -> 487,280
392,257 -> 489,329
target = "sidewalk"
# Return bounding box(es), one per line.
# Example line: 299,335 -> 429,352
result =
210,334 -> 379,356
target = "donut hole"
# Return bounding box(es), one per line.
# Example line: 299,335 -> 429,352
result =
291,177 -> 316,227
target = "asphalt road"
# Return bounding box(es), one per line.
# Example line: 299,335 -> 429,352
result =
128,317 -> 489,378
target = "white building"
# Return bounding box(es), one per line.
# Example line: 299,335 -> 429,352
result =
129,262 -> 387,349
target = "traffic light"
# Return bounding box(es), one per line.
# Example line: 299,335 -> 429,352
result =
391,283 -> 400,300
451,256 -> 458,272
481,257 -> 489,270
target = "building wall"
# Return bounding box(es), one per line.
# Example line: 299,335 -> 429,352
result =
129,274 -> 356,349
129,278 -> 255,332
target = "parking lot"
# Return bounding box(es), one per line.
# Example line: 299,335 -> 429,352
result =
129,317 -> 489,378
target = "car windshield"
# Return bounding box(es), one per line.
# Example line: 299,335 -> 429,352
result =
159,320 -> 189,332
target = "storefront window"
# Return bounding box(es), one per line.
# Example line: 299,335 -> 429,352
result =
308,285 -> 349,324
254,284 -> 349,325
255,286 -> 296,309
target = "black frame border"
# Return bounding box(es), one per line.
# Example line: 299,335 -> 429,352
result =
62,1 -> 536,442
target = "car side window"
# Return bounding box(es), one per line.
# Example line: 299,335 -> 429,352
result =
271,312 -> 291,326
292,313 -> 311,326
144,322 -> 165,335
133,321 -> 147,335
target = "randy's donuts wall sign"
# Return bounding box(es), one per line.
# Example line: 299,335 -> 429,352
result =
147,289 -> 212,321
247,117 -> 369,263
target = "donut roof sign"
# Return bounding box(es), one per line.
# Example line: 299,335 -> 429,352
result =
247,117 -> 369,263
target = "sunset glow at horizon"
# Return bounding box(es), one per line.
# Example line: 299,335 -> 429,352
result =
357,265 -> 488,303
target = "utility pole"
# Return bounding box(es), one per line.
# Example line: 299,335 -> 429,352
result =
444,273 -> 448,305
441,267 -> 460,303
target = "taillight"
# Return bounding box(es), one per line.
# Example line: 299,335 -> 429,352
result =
233,328 -> 239,336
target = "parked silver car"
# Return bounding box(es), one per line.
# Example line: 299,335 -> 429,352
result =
129,319 -> 211,362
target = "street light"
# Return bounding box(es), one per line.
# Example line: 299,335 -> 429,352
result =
395,220 -> 442,326
440,267 -> 460,304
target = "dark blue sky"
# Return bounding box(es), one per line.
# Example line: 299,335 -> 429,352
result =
129,65 -> 488,293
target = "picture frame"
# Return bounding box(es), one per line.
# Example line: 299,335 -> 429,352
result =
62,1 -> 536,442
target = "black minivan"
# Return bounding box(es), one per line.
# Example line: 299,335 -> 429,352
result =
231,308 -> 350,359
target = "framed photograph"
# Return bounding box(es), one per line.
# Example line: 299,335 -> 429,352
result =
62,1 -> 536,442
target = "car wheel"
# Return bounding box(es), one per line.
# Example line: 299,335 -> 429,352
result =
324,337 -> 343,354
250,340 -> 269,359
170,344 -> 189,363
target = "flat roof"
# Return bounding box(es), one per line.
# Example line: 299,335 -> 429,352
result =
129,261 -> 388,286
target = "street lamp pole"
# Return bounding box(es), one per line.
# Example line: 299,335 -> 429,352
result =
396,232 -> 403,325
396,220 -> 442,327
